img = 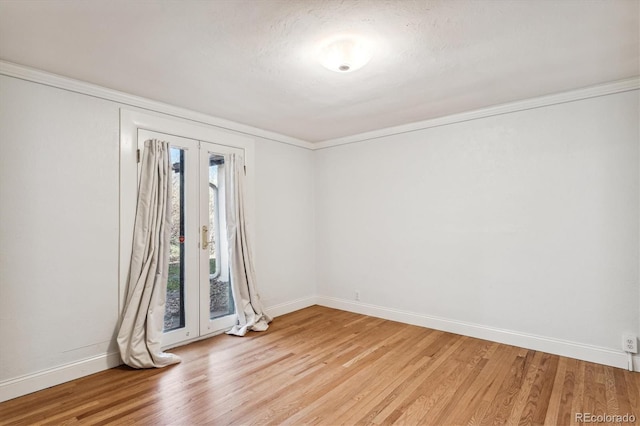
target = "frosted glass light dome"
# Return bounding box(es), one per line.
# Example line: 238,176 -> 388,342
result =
317,36 -> 373,73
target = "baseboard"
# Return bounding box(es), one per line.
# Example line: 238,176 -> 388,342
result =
0,352 -> 122,403
316,296 -> 639,372
2,297 -> 635,403
0,296 -> 317,403
265,295 -> 318,318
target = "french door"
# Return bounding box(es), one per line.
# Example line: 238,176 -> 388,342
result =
138,129 -> 240,348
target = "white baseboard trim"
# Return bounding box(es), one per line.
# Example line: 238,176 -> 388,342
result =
2,296 -> 635,403
316,296 -> 639,372
265,295 -> 318,318
0,352 -> 122,403
0,296 -> 316,403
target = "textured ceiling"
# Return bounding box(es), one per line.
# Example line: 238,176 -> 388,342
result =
0,0 -> 638,143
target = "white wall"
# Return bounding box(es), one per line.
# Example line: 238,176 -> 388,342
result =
315,91 -> 639,355
254,139 -> 316,310
0,76 -> 121,381
0,75 -> 315,395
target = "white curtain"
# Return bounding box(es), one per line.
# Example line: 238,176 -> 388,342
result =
225,153 -> 272,336
117,139 -> 181,368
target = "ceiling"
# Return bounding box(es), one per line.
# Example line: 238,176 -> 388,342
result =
0,0 -> 638,143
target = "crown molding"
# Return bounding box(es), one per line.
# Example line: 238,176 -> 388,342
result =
314,77 -> 640,150
2,60 -> 637,151
0,60 -> 315,150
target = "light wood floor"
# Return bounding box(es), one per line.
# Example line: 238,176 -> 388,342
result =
1,306 -> 638,425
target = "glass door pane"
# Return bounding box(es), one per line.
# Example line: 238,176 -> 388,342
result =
207,154 -> 234,320
199,143 -> 240,336
164,147 -> 185,332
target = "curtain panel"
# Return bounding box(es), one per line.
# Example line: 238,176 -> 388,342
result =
225,153 -> 272,336
117,139 -> 181,368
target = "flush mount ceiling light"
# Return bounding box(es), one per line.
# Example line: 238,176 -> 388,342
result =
317,35 -> 374,73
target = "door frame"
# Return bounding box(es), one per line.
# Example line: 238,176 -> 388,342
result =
119,109 -> 255,348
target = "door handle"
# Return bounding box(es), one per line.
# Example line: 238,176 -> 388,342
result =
202,225 -> 209,250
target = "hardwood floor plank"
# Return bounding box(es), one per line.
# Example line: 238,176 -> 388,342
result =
530,353 -> 560,424
435,342 -> 501,425
382,354 -> 462,425
555,358 -> 578,426
569,358 -> 586,425
582,363 -> 597,418
413,339 -> 492,425
625,368 -> 640,410
320,331 -> 440,425
480,349 -> 535,425
593,364 -> 608,418
543,356 -> 568,425
286,326 -> 434,425
603,365 -> 620,416
450,344 -> 520,425
505,351 -> 543,426
1,306 -> 638,426
613,367 -> 633,418
358,335 -> 465,424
